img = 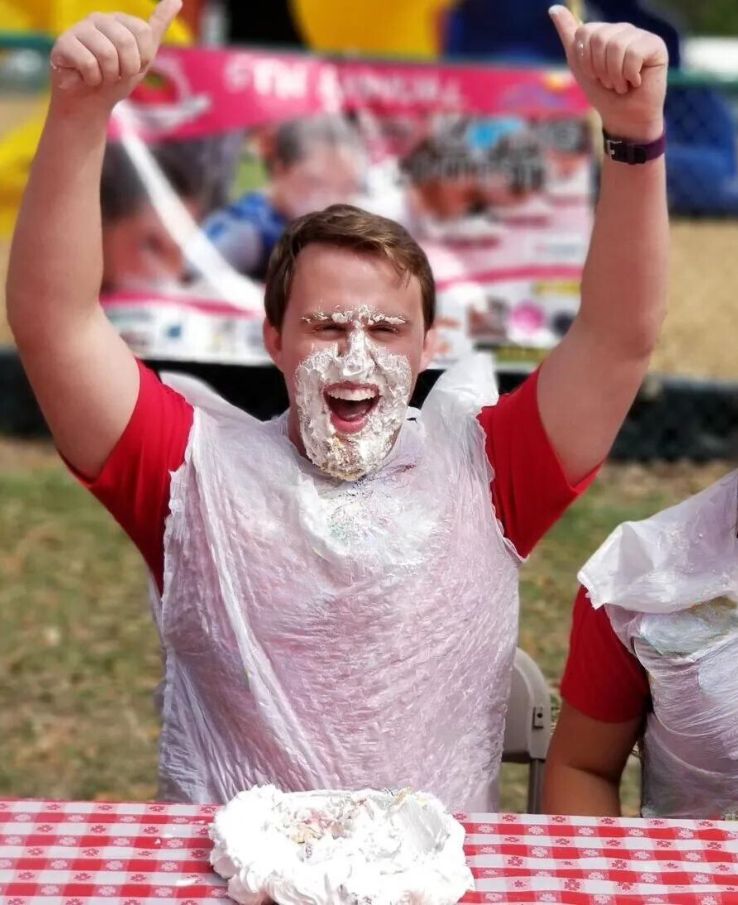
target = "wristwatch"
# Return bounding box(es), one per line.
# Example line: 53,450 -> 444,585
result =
602,129 -> 666,164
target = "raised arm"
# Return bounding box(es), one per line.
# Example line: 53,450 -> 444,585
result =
538,6 -> 669,483
6,0 -> 182,477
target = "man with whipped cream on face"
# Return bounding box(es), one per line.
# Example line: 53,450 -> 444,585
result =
8,0 -> 669,808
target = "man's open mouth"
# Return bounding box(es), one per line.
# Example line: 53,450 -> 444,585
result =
324,384 -> 380,434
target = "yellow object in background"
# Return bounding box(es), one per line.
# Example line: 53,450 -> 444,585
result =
292,0 -> 456,58
0,112 -> 45,236
0,1 -> 190,237
0,0 -> 191,42
566,0 -> 584,23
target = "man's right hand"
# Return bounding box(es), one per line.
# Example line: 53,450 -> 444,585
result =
49,0 -> 182,109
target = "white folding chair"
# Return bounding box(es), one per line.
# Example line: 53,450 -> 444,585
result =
502,647 -> 553,814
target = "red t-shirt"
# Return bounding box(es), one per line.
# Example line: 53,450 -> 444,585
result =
77,359 -> 593,595
560,586 -> 651,722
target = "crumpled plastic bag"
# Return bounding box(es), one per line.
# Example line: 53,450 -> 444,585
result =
579,471 -> 738,614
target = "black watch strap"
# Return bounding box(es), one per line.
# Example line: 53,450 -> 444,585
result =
602,129 -> 666,164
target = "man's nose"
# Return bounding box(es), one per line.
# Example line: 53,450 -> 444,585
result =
338,326 -> 364,354
340,328 -> 369,377
336,333 -> 352,356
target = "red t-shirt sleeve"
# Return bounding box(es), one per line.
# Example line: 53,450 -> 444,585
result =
69,360 -> 194,594
560,586 -> 651,722
477,369 -> 598,558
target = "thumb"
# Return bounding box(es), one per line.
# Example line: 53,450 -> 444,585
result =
148,0 -> 183,45
548,5 -> 579,56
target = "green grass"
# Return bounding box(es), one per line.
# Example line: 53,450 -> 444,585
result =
0,442 -> 729,811
0,444 -> 159,801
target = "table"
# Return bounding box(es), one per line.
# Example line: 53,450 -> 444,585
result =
1,799 -> 737,904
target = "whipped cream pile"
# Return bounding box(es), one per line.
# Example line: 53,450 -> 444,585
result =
209,785 -> 474,905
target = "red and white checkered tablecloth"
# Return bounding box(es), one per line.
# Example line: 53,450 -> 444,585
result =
1,799 -> 738,904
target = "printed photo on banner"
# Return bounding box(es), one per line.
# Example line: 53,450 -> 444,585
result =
100,46 -> 594,367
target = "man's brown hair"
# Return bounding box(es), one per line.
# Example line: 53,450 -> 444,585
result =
264,204 -> 436,330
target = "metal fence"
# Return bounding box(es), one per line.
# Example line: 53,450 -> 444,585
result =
629,72 -> 738,459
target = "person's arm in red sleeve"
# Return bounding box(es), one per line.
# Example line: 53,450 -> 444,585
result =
478,369 -> 598,558
543,586 -> 651,816
66,360 -> 193,594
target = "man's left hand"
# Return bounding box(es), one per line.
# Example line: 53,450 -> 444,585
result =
549,4 -> 668,141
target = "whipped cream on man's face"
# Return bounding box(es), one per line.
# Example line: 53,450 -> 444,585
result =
294,306 -> 413,481
210,785 -> 474,905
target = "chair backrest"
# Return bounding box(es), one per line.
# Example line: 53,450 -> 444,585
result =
502,647 -> 553,813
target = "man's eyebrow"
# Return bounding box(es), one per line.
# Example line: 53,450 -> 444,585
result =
300,310 -> 410,326
301,312 -> 339,324
366,313 -> 409,326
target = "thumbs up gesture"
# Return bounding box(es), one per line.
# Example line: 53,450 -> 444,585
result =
50,0 -> 182,109
549,4 -> 668,140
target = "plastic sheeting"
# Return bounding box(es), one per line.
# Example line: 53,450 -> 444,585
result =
580,471 -> 738,818
150,354 -> 520,811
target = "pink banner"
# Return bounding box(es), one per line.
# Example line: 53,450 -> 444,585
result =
109,48 -> 589,141
102,46 -> 594,367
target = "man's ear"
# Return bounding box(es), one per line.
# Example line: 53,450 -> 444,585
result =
263,318 -> 283,369
420,326 -> 438,372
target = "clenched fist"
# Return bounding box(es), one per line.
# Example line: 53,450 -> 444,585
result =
549,4 -> 668,141
49,0 -> 182,108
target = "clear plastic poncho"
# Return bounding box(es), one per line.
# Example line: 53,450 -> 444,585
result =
579,470 -> 738,818
150,355 -> 520,810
